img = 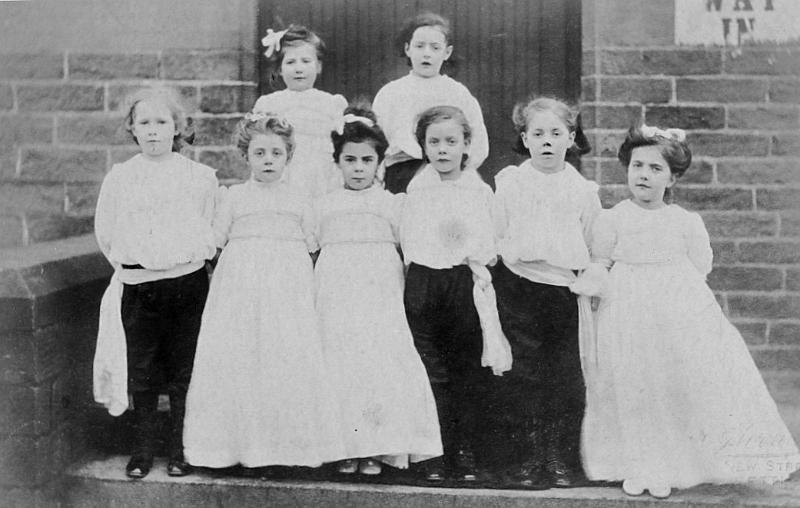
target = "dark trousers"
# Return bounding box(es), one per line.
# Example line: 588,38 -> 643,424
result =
121,267 -> 209,456
489,261 -> 585,471
404,263 -> 491,464
385,158 -> 425,194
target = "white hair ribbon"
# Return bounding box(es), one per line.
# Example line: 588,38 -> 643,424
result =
335,114 -> 375,135
262,28 -> 288,58
641,124 -> 687,142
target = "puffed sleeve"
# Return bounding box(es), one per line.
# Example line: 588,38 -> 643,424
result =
686,211 -> 713,278
211,186 -> 233,248
464,95 -> 489,172
252,93 -> 277,115
94,166 -> 119,265
591,209 -> 617,269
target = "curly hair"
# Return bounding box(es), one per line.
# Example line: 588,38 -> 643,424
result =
618,125 -> 692,178
233,113 -> 295,161
330,101 -> 388,163
123,87 -> 194,152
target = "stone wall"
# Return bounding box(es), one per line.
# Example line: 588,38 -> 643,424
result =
0,236 -> 111,507
582,0 -> 800,368
0,0 -> 258,249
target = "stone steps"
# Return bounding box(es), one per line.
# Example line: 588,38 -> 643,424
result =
64,456 -> 800,508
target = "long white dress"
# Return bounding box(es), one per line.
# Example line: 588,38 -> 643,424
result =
184,179 -> 346,468
314,186 -> 443,468
252,89 -> 347,197
582,199 -> 800,489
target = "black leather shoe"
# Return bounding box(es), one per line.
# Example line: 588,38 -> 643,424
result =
167,455 -> 192,477
126,454 -> 154,479
452,449 -> 478,482
545,460 -> 576,488
421,457 -> 446,483
506,461 -> 550,490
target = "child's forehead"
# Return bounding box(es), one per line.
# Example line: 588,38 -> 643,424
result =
341,140 -> 379,155
427,118 -> 463,135
283,42 -> 318,58
525,110 -> 569,130
249,132 -> 287,148
133,99 -> 172,117
410,25 -> 448,44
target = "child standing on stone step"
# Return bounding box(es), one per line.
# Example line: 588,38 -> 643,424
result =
373,12 -> 489,193
93,87 -> 218,479
253,24 -> 347,198
582,124 -> 800,499
400,105 -> 510,484
314,103 -> 443,478
491,97 -> 601,490
182,113 -> 345,470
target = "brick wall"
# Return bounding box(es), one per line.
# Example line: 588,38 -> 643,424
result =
582,29 -> 800,367
0,51 -> 257,248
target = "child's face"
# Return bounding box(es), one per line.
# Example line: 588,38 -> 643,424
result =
131,100 -> 177,161
338,141 -> 379,191
248,133 -> 289,184
405,26 -> 452,78
521,110 -> 575,174
424,118 -> 469,181
627,145 -> 675,209
280,43 -> 321,92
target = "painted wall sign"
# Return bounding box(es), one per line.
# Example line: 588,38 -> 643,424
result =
675,0 -> 800,45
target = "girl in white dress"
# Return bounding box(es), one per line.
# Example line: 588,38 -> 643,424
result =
183,113 -> 345,469
253,24 -> 347,197
582,125 -> 800,498
314,104 -> 442,477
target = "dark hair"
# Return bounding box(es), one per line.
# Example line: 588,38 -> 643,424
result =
414,105 -> 472,170
264,24 -> 326,63
331,101 -> 388,163
398,12 -> 454,70
618,125 -> 692,178
233,113 -> 295,161
511,96 -> 578,155
124,87 -> 194,152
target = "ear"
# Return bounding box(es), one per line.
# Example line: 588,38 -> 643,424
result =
404,42 -> 411,59
443,45 -> 453,61
520,131 -> 529,150
667,173 -> 678,188
568,130 -> 576,144
316,60 -> 323,75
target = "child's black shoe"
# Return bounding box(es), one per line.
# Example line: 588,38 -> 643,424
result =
420,456 -> 446,483
167,453 -> 192,477
452,449 -> 478,482
504,461 -> 550,490
545,459 -> 577,488
126,453 -> 153,479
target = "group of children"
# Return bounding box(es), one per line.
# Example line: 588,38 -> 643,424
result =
93,12 -> 800,499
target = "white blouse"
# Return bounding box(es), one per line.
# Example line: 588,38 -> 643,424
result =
213,179 -> 318,252
494,161 -> 601,284
94,153 -> 218,278
400,165 -> 496,269
372,73 -> 489,172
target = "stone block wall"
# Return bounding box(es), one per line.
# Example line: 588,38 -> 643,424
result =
582,2 -> 800,369
0,51 -> 257,248
0,236 -> 111,507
